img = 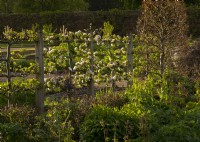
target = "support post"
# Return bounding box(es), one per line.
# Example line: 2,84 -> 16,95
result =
35,28 -> 44,113
6,43 -> 12,107
126,34 -> 134,87
67,42 -> 73,80
88,25 -> 95,96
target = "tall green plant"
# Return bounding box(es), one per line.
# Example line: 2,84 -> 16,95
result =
34,97 -> 75,142
80,105 -> 139,142
102,21 -> 114,40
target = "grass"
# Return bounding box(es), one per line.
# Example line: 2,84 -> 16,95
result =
0,40 -> 53,49
0,42 -> 35,48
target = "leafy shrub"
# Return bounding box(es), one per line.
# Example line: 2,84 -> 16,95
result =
15,59 -> 30,68
154,102 -> 200,142
126,74 -> 196,107
80,105 -> 138,142
164,72 -> 196,103
45,76 -> 74,94
124,78 -> 184,135
33,97 -> 75,142
68,91 -> 129,140
120,102 -> 154,140
67,95 -> 96,141
195,80 -> 200,101
184,102 -> 200,126
0,105 -> 36,142
125,77 -> 164,112
11,78 -> 39,105
0,78 -> 39,106
119,101 -> 181,141
0,123 -> 27,142
95,90 -> 129,108
154,121 -> 200,142
0,105 -> 35,124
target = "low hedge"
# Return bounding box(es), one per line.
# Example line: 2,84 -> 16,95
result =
0,7 -> 200,37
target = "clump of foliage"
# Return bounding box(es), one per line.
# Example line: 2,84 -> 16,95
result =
80,76 -> 193,142
102,21 -> 114,40
80,105 -> 139,142
180,40 -> 200,78
154,102 -> 200,142
0,78 -> 39,106
0,105 -> 36,142
0,76 -> 199,141
95,90 -> 129,108
32,97 -> 75,142
45,76 -> 73,94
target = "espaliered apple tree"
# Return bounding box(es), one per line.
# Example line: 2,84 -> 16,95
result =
0,26 -> 40,107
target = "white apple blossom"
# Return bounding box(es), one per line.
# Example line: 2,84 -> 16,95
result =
111,39 -> 115,43
94,35 -> 101,42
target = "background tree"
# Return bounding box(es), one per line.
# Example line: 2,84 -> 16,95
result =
0,0 -> 88,13
87,0 -> 122,11
87,0 -> 141,11
136,0 -> 189,78
0,0 -> 15,14
185,0 -> 200,6
120,0 -> 141,10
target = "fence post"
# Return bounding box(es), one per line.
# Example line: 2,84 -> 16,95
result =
67,41 -> 73,80
35,28 -> 44,113
6,43 -> 12,107
88,26 -> 95,96
110,49 -> 116,93
127,33 -> 133,87
111,70 -> 116,93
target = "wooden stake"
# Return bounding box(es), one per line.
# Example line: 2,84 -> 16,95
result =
127,34 -> 134,87
88,25 -> 95,96
67,42 -> 73,80
6,43 -> 12,107
35,28 -> 45,113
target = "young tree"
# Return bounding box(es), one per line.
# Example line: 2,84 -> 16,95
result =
137,0 -> 189,78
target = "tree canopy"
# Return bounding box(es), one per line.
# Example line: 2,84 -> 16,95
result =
0,0 -> 200,14
0,0 -> 89,14
185,0 -> 200,6
87,0 -> 141,11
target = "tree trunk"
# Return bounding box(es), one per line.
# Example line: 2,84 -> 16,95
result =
160,50 -> 165,78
